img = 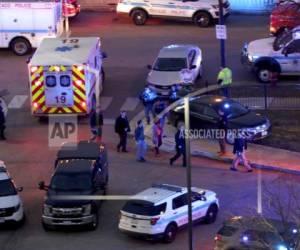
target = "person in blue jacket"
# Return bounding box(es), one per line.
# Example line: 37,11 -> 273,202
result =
140,85 -> 157,125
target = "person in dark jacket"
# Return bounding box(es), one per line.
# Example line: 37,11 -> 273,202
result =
140,86 -> 157,125
134,120 -> 147,162
170,125 -> 186,167
89,107 -> 103,142
0,101 -> 6,140
231,132 -> 252,172
115,111 -> 130,152
218,109 -> 228,155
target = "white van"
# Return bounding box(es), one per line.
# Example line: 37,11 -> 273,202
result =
0,1 -> 63,55
117,0 -> 230,27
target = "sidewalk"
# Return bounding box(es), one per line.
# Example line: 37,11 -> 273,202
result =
130,113 -> 300,175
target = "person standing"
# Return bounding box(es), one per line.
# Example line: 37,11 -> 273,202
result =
168,85 -> 178,103
89,107 -> 103,143
154,99 -> 167,130
217,109 -> 228,155
217,66 -> 232,97
231,133 -> 252,172
0,101 -> 6,140
139,85 -> 157,125
134,120 -> 147,162
152,118 -> 163,156
170,125 -> 186,167
115,111 -> 130,152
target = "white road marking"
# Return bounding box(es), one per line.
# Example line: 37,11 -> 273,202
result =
8,95 -> 28,109
120,97 -> 140,111
99,97 -> 113,111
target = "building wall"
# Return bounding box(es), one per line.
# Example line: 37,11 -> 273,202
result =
78,0 -> 277,13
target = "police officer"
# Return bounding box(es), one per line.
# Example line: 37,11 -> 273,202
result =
139,85 -> 157,125
0,100 -> 6,140
217,66 -> 232,97
169,85 -> 178,103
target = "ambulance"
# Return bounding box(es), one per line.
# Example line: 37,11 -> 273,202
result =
0,1 -> 63,56
28,37 -> 106,116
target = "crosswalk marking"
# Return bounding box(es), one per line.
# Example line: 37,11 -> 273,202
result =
8,95 -> 28,109
120,97 -> 140,111
99,97 -> 113,111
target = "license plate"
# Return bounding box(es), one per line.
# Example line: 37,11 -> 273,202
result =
261,131 -> 267,136
61,220 -> 73,225
0,218 -> 5,223
131,219 -> 138,225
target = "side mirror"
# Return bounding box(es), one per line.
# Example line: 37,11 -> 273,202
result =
190,65 -> 196,69
17,187 -> 23,192
101,52 -> 107,59
147,64 -> 152,70
38,181 -> 46,190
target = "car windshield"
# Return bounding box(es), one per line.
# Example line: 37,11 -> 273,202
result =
50,173 -> 92,191
224,101 -> 249,119
0,179 -> 17,196
153,58 -> 187,71
122,200 -> 167,216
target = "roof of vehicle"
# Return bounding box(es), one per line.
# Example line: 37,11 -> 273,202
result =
190,95 -> 233,110
30,37 -> 100,66
158,44 -> 198,58
57,141 -> 103,160
55,159 -> 93,175
0,161 -> 9,181
132,184 -> 186,205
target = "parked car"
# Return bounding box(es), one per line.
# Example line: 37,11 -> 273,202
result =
169,95 -> 271,144
38,141 -> 109,230
116,0 -> 230,27
270,1 -> 300,36
0,161 -> 25,227
119,183 -> 219,243
147,44 -> 202,97
214,216 -> 299,250
62,0 -> 81,18
241,27 -> 300,83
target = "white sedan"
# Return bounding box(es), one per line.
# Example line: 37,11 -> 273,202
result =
147,44 -> 202,96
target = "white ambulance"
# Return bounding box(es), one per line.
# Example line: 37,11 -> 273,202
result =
28,37 -> 106,116
0,1 -> 63,56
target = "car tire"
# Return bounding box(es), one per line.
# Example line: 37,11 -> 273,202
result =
204,204 -> 218,224
132,10 -> 147,25
163,223 -> 177,243
256,67 -> 272,83
11,38 -> 32,56
88,213 -> 98,231
193,12 -> 211,27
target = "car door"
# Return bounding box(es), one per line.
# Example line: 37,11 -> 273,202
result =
170,0 -> 196,18
148,0 -> 169,16
191,192 -> 206,220
280,39 -> 300,73
172,194 -> 188,227
189,102 -> 206,129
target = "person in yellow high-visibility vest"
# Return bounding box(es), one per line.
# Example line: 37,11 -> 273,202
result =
217,66 -> 232,97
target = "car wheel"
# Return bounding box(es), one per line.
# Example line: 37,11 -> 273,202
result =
11,38 -> 31,56
256,67 -> 272,83
163,224 -> 177,243
88,213 -> 98,231
132,10 -> 147,25
204,204 -> 218,224
193,12 -> 211,27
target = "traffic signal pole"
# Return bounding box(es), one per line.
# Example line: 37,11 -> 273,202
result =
218,0 -> 226,67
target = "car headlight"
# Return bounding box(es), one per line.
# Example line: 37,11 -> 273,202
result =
43,204 -> 53,216
82,204 -> 92,216
14,203 -> 21,212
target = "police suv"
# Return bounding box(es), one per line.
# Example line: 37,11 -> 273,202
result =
116,0 -> 230,27
241,26 -> 300,83
119,184 -> 219,243
39,141 -> 109,230
0,161 -> 25,227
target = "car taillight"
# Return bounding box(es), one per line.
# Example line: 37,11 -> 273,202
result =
150,217 -> 160,225
214,234 -> 222,242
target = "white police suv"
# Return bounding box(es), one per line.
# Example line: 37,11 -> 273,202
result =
118,184 -> 219,243
147,44 -> 202,96
0,161 -> 25,226
116,0 -> 230,27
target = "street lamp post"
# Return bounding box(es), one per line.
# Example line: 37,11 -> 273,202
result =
184,97 -> 193,250
218,0 -> 226,67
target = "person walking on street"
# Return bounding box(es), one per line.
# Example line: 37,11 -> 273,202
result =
89,106 -> 103,143
140,85 -> 157,125
231,132 -> 252,172
170,125 -> 186,167
218,109 -> 228,155
217,66 -> 232,97
115,111 -> 131,152
134,120 -> 147,162
154,99 -> 168,130
152,118 -> 163,156
0,100 -> 6,140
